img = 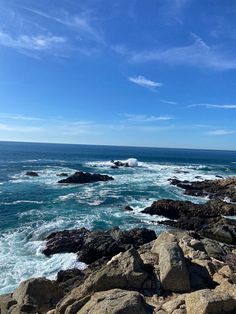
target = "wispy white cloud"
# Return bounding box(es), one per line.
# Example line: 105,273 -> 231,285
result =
0,31 -> 66,51
24,7 -> 104,44
119,35 -> 236,71
123,114 -> 173,122
0,113 -> 43,121
189,103 -> 236,109
0,123 -> 43,132
206,129 -> 235,136
128,75 -> 162,90
161,100 -> 178,105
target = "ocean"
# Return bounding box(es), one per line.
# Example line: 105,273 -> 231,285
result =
0,141 -> 236,294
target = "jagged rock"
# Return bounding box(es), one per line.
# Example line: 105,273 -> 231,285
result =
77,289 -> 152,314
159,242 -> 191,292
185,289 -> 236,314
143,199 -> 236,244
25,171 -> 39,177
42,228 -> 90,256
56,173 -> 68,177
55,248 -> 158,314
170,176 -> 236,202
77,227 -> 156,264
12,278 -> 64,313
58,171 -> 114,184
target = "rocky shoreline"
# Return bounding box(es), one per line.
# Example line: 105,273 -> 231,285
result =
0,176 -> 236,313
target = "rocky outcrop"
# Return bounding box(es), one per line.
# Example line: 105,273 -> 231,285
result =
55,248 -> 158,314
2,230 -> 236,314
42,228 -> 90,256
170,176 -> 236,202
43,227 -> 157,264
58,171 -> 114,184
25,171 -> 39,177
142,199 -> 236,244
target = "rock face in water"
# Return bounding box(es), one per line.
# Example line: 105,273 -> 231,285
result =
58,171 -> 114,184
142,199 -> 236,244
170,176 -> 236,202
25,171 -> 39,177
42,227 -> 157,264
42,228 -> 90,256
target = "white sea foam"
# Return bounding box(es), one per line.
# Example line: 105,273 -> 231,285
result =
0,219 -> 90,294
1,200 -> 44,205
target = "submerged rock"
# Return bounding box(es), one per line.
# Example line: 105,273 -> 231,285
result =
110,158 -> 138,168
58,171 -> 114,184
56,173 -> 68,177
25,171 -> 39,177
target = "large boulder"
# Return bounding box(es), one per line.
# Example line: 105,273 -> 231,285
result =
55,248 -> 158,314
11,278 -> 64,313
42,228 -> 90,256
58,171 -> 114,184
77,289 -> 151,314
159,242 -> 191,292
185,289 -> 236,314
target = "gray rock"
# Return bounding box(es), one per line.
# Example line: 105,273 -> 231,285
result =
159,242 -> 191,292
77,289 -> 152,314
12,277 -> 64,313
185,289 -> 236,314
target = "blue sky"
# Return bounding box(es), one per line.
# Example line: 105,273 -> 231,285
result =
0,0 -> 236,150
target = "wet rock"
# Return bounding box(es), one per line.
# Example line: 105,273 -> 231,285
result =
43,227 -> 90,256
57,173 -> 68,177
143,199 -> 236,244
25,171 -> 39,177
58,171 -> 114,184
78,227 -> 156,264
170,176 -> 236,202
159,242 -> 191,292
124,205 -> 134,211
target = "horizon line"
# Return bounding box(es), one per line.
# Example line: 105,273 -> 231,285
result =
0,139 -> 236,153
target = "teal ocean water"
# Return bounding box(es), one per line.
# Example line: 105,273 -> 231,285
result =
0,141 -> 236,294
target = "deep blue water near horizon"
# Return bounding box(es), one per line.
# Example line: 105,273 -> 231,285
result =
1,141 -> 236,294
